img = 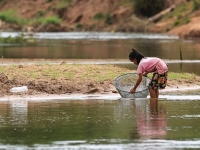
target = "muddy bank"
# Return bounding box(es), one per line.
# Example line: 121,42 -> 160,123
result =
0,73 -> 117,97
0,63 -> 128,97
0,63 -> 200,98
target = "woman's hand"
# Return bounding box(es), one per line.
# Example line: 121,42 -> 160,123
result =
130,88 -> 136,93
130,73 -> 143,94
143,72 -> 148,77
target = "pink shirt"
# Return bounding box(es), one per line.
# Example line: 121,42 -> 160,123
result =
137,57 -> 168,74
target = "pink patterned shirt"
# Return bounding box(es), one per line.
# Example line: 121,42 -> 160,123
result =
137,57 -> 168,74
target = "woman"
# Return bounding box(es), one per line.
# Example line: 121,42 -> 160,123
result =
129,48 -> 168,98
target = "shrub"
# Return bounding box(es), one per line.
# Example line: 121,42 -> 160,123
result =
36,16 -> 62,26
56,0 -> 72,10
0,9 -> 28,25
173,17 -> 190,27
36,11 -> 44,17
93,13 -> 104,20
76,23 -> 82,28
105,13 -> 112,25
0,34 -> 27,43
192,0 -> 200,12
133,0 -> 167,17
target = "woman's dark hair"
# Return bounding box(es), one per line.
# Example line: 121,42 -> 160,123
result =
129,48 -> 145,64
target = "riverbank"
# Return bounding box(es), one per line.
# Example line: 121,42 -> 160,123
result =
0,60 -> 200,99
0,1 -> 200,39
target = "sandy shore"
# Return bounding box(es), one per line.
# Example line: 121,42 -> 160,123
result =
0,85 -> 200,101
0,59 -> 200,101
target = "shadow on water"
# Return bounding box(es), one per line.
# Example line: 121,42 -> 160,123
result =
0,98 -> 200,149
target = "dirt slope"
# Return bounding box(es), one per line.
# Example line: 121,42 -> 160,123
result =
0,0 -> 136,32
0,0 -> 199,38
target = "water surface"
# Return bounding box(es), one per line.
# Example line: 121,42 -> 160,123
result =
1,32 -> 200,74
0,98 -> 200,149
0,32 -> 200,149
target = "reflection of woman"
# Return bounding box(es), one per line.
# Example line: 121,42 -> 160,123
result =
136,99 -> 167,139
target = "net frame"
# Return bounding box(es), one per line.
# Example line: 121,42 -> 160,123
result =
113,73 -> 150,98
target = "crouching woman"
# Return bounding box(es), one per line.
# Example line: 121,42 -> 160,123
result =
129,48 -> 168,98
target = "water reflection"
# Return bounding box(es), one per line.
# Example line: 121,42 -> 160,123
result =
135,99 -> 167,139
0,32 -> 199,60
0,32 -> 200,76
0,99 -> 200,149
10,100 -> 28,126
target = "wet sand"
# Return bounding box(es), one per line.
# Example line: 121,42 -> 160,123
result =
0,85 -> 200,101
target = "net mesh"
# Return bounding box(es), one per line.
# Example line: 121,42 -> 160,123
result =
113,73 -> 150,98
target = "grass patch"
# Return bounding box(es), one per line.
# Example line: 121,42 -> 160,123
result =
0,64 -> 199,86
56,0 -> 72,10
0,9 -> 28,26
168,72 -> 195,81
93,13 -> 104,20
0,33 -> 36,44
163,2 -> 192,20
76,23 -> 82,29
0,35 -> 26,43
35,16 -> 62,26
192,0 -> 200,12
0,64 -> 131,82
173,16 -> 190,27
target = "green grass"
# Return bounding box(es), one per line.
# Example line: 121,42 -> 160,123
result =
93,13 -> 104,20
173,16 -> 190,27
0,9 -> 62,27
162,2 -> 193,22
0,35 -> 27,43
192,0 -> 200,12
168,72 -> 195,81
0,64 -> 199,85
35,16 -> 62,26
0,9 -> 28,26
56,0 -> 72,10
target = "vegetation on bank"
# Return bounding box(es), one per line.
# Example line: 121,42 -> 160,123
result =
0,34 -> 35,44
0,0 -> 167,26
0,9 -> 62,29
0,0 -> 199,33
159,0 -> 200,32
0,64 -> 198,84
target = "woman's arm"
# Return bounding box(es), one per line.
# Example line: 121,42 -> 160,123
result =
130,73 -> 143,93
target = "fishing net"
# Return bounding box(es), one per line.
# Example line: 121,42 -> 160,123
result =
114,73 -> 150,98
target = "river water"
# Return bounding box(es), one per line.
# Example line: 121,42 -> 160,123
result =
1,32 -> 200,75
1,32 -> 200,149
1,98 -> 200,150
